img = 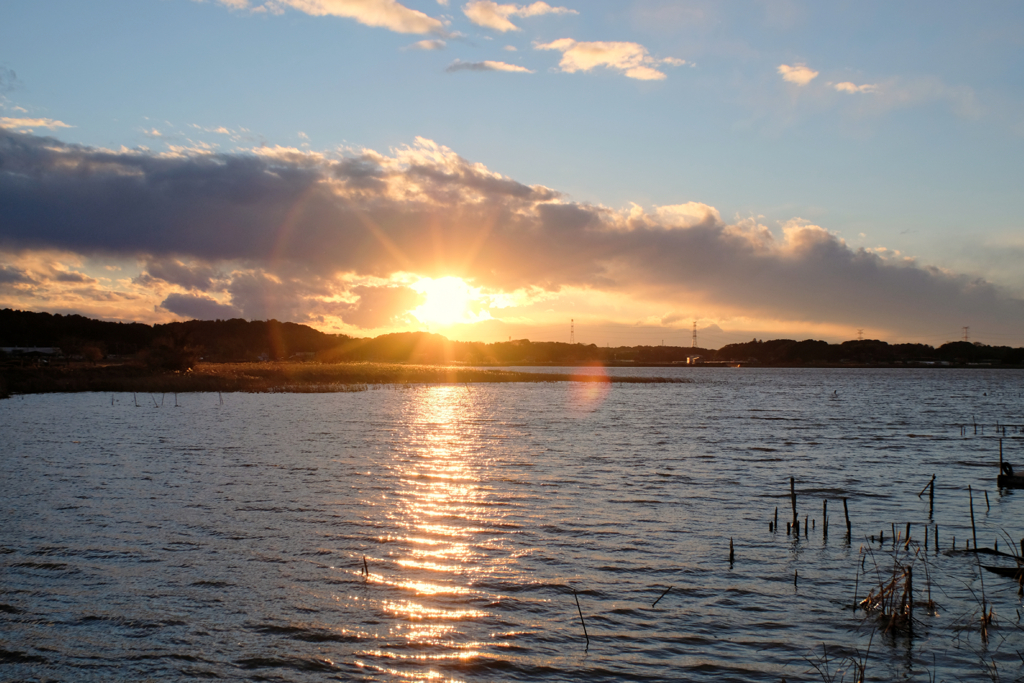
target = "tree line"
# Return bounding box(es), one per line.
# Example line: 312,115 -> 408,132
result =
2,309 -> 1022,367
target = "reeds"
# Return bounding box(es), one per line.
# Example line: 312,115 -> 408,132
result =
1,360 -> 692,397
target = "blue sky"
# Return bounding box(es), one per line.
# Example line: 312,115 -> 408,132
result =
2,0 -> 1023,347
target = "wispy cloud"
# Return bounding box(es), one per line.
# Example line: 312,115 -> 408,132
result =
446,59 -> 533,73
777,63 -> 818,86
834,81 -> 878,94
463,1 -> 576,33
229,0 -> 446,34
536,39 -> 684,80
0,67 -> 20,94
405,38 -> 447,50
0,117 -> 73,131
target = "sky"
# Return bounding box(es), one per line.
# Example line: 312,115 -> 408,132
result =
1,0 -> 1023,348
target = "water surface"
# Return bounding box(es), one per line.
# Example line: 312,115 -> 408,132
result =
3,368 -> 1024,681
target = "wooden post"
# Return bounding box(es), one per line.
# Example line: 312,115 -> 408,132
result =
790,477 -> 797,528
985,490 -> 990,512
729,538 -> 735,565
823,500 -> 828,540
905,522 -> 911,549
774,506 -> 778,532
969,485 -> 978,551
843,498 -> 851,542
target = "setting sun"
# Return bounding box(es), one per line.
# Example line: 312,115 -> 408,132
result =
410,277 -> 487,327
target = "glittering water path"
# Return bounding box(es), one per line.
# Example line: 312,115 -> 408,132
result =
3,369 -> 1024,681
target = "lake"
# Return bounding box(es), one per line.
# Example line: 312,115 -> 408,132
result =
3,368 -> 1024,681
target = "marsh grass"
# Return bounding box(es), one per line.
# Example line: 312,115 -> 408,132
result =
0,361 -> 690,396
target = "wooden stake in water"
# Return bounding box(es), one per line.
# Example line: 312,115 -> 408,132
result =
729,538 -> 735,566
774,506 -> 778,533
843,498 -> 851,542
363,556 -> 368,577
822,500 -> 828,540
651,586 -> 672,607
790,477 -> 797,528
969,485 -> 978,551
905,522 -> 911,549
985,490 -> 990,512
917,475 -> 936,498
573,589 -> 590,650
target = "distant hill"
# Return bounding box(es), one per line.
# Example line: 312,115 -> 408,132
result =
2,309 -> 1022,366
0,309 -> 347,361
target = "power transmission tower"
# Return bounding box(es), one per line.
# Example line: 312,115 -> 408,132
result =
857,329 -> 863,341
691,321 -> 697,348
570,319 -> 575,344
962,326 -> 969,343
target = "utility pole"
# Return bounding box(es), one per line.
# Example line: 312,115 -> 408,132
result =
570,319 -> 575,344
962,326 -> 969,343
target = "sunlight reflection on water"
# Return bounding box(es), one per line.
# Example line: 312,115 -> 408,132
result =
3,370 -> 1024,681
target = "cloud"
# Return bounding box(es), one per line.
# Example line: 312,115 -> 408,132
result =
0,67 -> 19,94
0,264 -> 34,285
834,81 -> 878,94
269,0 -> 444,34
0,127 -> 1021,339
777,63 -> 818,86
141,259 -> 220,292
0,117 -> 73,131
161,292 -> 242,320
406,39 -> 446,50
446,59 -> 533,73
463,1 -> 576,33
340,284 -> 423,328
536,39 -> 684,80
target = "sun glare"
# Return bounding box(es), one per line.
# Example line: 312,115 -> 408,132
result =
411,277 -> 484,327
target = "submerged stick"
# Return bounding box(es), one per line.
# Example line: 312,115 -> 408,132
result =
652,585 -> 672,607
843,498 -> 851,542
573,589 -> 590,649
917,475 -> 936,498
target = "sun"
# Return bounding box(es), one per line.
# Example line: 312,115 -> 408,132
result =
410,276 -> 484,327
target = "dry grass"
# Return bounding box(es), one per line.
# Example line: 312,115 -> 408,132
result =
0,361 -> 690,396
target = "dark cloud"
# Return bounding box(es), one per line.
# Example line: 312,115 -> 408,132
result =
143,259 -> 219,291
53,270 -> 96,284
161,292 -> 241,320
1,127 -> 1022,337
0,264 -> 33,284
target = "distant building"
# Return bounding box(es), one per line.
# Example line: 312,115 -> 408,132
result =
687,355 -> 704,365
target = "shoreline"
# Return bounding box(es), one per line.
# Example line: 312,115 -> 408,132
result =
0,361 -> 689,397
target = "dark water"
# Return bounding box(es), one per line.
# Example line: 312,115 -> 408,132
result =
3,368 -> 1024,681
